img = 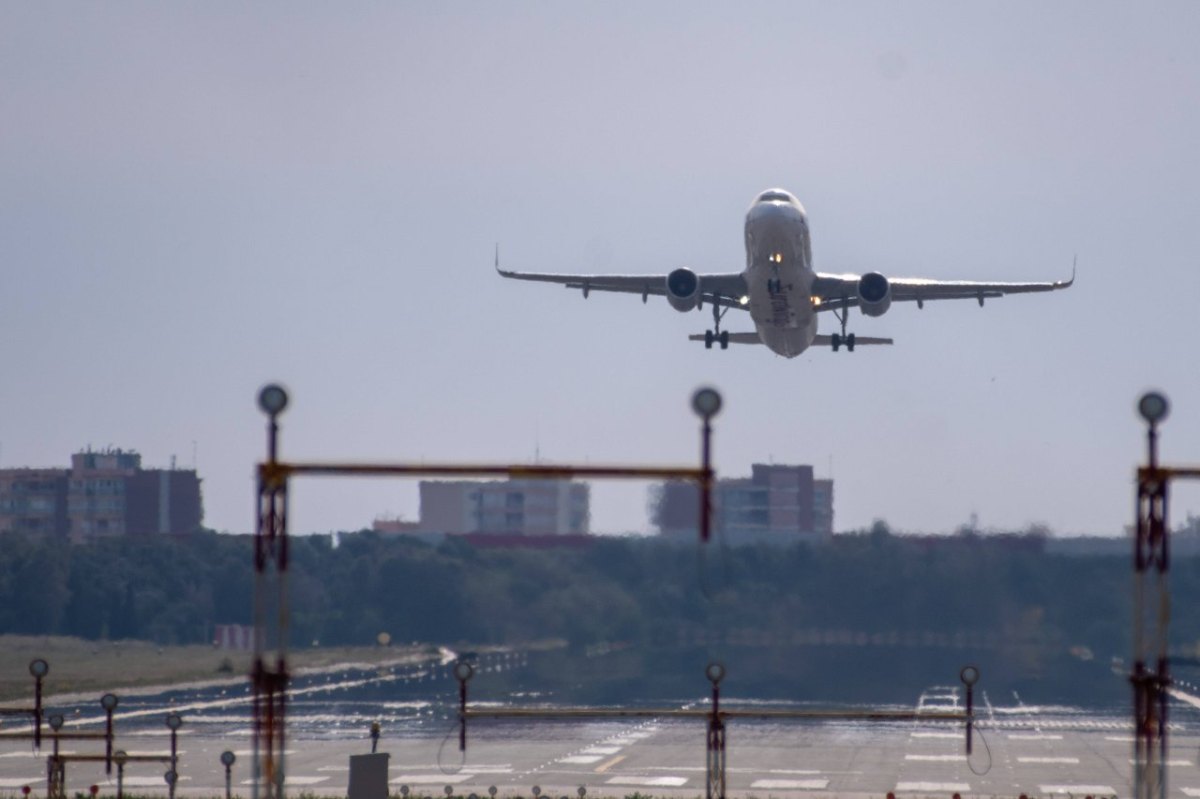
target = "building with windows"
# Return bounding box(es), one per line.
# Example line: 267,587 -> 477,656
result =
651,463 -> 833,544
398,479 -> 590,537
0,449 -> 202,541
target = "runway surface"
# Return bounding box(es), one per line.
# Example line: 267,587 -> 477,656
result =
1,656 -> 1195,797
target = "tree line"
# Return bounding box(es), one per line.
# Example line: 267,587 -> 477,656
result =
2,526 -> 1191,671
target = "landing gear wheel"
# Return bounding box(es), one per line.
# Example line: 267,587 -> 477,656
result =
847,333 -> 856,352
719,331 -> 729,350
704,330 -> 714,350
831,333 -> 841,352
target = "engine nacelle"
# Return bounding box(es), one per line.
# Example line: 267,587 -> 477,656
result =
665,267 -> 701,312
857,271 -> 892,317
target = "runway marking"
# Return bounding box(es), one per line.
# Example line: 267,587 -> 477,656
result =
1018,756 -> 1080,764
1130,758 -> 1193,767
1107,735 -> 1136,742
1179,788 -> 1200,797
594,755 -> 626,773
317,766 -> 350,772
558,755 -> 604,765
580,746 -> 621,755
910,732 -> 959,739
0,751 -> 75,758
895,781 -> 971,792
1009,733 -> 1063,740
1039,786 -> 1117,795
750,779 -> 829,790
638,767 -> 821,774
386,765 -> 511,774
0,778 -> 43,788
391,775 -> 471,785
606,776 -> 688,787
128,777 -> 191,787
904,754 -> 966,761
238,772 -> 326,782
606,737 -> 638,745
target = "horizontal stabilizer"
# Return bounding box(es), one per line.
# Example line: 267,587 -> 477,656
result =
688,332 -> 762,345
813,335 -> 893,346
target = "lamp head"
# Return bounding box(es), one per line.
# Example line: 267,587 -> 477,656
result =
691,387 -> 723,421
1138,391 -> 1170,426
258,384 -> 290,417
960,665 -> 980,687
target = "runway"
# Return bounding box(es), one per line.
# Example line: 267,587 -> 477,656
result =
1,658 -> 1194,797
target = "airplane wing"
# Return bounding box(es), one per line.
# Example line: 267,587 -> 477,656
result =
496,252 -> 749,309
809,266 -> 1075,311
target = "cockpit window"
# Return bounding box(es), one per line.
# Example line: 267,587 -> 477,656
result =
757,190 -> 792,203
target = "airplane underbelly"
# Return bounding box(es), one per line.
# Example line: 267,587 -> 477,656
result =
747,269 -> 817,357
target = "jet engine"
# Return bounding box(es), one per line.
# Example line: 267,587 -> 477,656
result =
665,267 -> 701,312
857,271 -> 892,317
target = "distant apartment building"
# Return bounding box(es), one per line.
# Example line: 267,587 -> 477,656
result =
651,463 -> 833,544
383,479 -> 590,537
0,449 -> 202,541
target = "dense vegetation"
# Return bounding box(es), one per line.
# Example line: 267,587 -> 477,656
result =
3,525 -> 1195,702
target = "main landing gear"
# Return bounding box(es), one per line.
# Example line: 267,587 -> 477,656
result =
705,300 -> 730,350
830,302 -> 856,352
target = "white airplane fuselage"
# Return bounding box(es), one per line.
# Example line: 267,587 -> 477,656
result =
742,190 -> 818,358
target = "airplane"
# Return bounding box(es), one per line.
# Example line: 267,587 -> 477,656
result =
496,188 -> 1074,358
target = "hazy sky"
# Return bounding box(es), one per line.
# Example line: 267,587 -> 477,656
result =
3,2 -> 1199,537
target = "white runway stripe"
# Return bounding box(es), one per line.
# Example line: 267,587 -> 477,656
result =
1039,785 -> 1117,795
0,779 -> 43,788
128,777 -> 191,787
905,754 -> 966,761
1128,758 -> 1192,766
910,732 -> 960,739
1018,757 -> 1080,764
1009,733 -> 1063,740
279,777 -> 327,787
606,776 -> 688,787
391,775 -> 471,785
895,781 -> 971,792
580,747 -> 621,755
558,755 -> 603,764
750,779 -> 829,790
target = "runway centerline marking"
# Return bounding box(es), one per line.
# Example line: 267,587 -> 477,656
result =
1009,733 -> 1063,740
606,776 -> 688,787
904,754 -> 966,761
895,781 -> 970,792
594,755 -> 626,773
1018,757 -> 1080,764
239,776 -> 324,787
391,775 -> 470,785
751,779 -> 829,790
1039,786 -> 1117,795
